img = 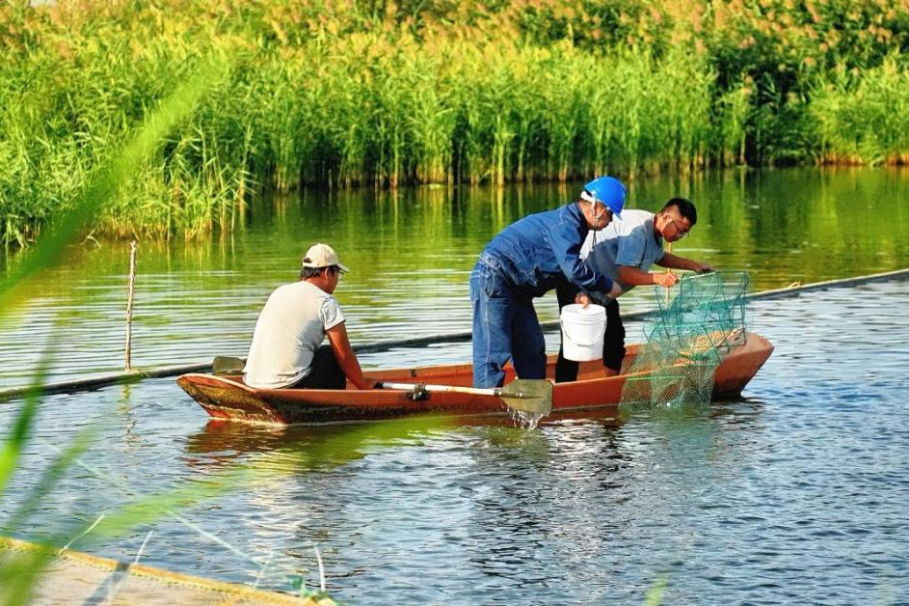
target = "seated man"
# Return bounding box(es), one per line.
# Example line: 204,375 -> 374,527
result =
243,243 -> 375,390
556,197 -> 714,382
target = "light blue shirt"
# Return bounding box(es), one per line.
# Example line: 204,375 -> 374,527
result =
580,209 -> 665,292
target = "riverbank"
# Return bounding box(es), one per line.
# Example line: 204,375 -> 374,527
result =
2,0 -> 909,244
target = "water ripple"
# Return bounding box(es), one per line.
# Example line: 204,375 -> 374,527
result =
3,230 -> 909,600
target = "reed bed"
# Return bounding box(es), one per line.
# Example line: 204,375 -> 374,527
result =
2,0 -> 909,244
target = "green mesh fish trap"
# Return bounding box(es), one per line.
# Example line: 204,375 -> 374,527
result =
620,271 -> 749,408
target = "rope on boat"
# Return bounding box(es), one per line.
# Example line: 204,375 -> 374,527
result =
2,267 -> 908,400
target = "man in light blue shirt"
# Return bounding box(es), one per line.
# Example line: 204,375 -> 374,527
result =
556,197 -> 714,382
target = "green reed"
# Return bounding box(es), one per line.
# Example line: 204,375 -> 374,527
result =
3,0 -> 909,244
810,56 -> 909,165
0,52 -> 454,599
0,3 -> 734,243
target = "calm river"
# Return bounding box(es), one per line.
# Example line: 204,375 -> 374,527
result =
1,167 -> 908,603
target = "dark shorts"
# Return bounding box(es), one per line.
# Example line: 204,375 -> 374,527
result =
288,344 -> 347,390
555,284 -> 626,382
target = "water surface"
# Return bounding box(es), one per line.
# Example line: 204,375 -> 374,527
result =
1,167 -> 908,603
2,167 -> 909,387
1,277 -> 908,604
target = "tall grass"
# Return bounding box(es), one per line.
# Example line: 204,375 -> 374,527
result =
810,57 -> 909,165
0,58 -> 454,600
2,0 -> 909,244
0,56 -> 242,602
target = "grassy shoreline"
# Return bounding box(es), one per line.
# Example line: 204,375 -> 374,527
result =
2,0 -> 909,245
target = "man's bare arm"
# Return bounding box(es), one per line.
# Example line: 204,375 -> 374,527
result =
326,323 -> 376,390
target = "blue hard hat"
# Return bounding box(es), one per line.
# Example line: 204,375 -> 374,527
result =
582,176 -> 625,219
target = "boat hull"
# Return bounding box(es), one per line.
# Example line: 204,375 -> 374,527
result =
177,332 -> 774,425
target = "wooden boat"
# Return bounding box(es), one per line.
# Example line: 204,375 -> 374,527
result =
177,332 -> 774,425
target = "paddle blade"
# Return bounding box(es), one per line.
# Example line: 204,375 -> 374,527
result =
500,379 -> 553,415
212,356 -> 245,376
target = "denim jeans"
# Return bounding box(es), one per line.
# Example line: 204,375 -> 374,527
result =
470,261 -> 546,388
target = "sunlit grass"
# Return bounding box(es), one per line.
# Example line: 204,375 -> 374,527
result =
2,0 -> 909,245
0,1 -> 734,245
0,66 -> 456,590
810,57 -> 909,165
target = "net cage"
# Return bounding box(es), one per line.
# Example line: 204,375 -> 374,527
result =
620,271 -> 749,408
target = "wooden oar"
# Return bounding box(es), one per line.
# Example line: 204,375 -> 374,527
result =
378,379 -> 553,415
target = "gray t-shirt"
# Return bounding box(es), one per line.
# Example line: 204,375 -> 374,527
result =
581,209 -> 665,292
243,280 -> 345,389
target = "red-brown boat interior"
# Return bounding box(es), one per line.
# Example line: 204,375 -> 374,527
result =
177,332 -> 774,425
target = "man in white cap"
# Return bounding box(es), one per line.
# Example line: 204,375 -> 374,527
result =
243,243 -> 376,390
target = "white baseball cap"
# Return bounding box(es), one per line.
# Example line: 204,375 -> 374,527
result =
302,243 -> 349,273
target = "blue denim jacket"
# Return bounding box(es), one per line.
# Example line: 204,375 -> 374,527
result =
479,203 -> 614,299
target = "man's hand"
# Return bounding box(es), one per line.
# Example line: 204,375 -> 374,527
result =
654,272 -> 679,288
363,376 -> 381,390
694,262 -> 715,274
575,284 -> 622,307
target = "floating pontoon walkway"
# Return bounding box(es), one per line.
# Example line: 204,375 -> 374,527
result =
0,536 -> 325,606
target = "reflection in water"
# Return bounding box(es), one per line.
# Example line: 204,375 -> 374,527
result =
185,416 -> 459,471
186,421 -> 332,459
117,383 -> 140,447
185,412 -> 622,463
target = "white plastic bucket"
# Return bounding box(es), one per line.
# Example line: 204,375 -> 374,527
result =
560,303 -> 607,362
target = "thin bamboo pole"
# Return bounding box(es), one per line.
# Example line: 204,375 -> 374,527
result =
665,241 -> 673,307
125,241 -> 137,371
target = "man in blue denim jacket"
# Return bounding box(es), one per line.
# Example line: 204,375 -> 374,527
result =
470,177 -> 625,388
